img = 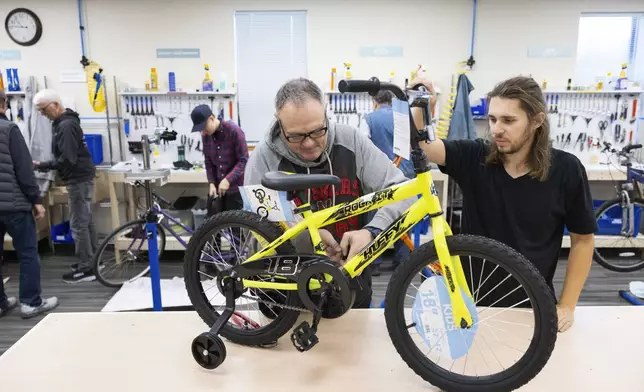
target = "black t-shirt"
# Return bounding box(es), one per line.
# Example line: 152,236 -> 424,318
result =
439,138 -> 597,294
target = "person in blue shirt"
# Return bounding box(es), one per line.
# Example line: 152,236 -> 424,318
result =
364,90 -> 415,275
365,90 -> 415,178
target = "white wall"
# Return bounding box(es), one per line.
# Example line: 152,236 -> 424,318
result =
1,0 -> 643,156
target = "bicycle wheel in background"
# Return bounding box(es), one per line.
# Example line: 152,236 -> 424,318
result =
385,235 -> 557,392
593,198 -> 644,272
93,219 -> 166,288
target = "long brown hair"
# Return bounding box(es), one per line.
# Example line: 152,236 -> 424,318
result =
484,76 -> 551,181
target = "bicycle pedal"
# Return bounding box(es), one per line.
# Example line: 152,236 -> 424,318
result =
290,321 -> 319,352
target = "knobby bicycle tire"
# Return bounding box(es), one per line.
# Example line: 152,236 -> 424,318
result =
593,198 -> 644,272
384,235 -> 557,392
93,219 -> 166,289
184,210 -> 300,346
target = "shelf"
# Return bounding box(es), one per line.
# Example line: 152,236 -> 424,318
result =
543,89 -> 644,95
119,90 -> 235,97
6,91 -> 25,96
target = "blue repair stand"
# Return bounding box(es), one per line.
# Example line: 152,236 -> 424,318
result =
619,290 -> 644,306
146,213 -> 163,311
128,134 -> 167,312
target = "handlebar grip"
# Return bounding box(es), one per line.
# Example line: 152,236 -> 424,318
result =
338,78 -> 381,96
624,144 -> 643,153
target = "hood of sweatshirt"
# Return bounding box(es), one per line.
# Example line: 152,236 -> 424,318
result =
264,119 -> 336,169
53,109 -> 81,127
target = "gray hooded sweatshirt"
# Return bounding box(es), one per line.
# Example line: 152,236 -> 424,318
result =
244,120 -> 414,248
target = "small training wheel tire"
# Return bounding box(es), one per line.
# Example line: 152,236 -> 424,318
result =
191,332 -> 227,370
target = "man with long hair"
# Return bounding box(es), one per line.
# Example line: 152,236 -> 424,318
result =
412,76 -> 596,333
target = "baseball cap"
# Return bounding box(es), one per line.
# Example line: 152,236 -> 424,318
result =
191,104 -> 213,133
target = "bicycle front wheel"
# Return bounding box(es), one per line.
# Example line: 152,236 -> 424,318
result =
593,198 -> 644,272
385,235 -> 557,392
93,219 -> 167,288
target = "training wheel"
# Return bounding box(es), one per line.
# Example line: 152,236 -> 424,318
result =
191,332 -> 227,370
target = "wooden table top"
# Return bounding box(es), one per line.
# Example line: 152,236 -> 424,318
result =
0,307 -> 641,391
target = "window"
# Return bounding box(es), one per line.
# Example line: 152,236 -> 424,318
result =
574,14 -> 643,86
234,11 -> 308,144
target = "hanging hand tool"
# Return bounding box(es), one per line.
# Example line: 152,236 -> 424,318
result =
554,95 -> 559,113
229,100 -> 233,121
564,133 -> 571,149
620,98 -> 628,120
620,127 -> 626,144
580,133 -> 587,151
629,98 -> 637,124
334,95 -> 340,123
598,119 -> 608,142
187,138 -> 194,152
573,133 -> 583,150
612,94 -> 620,122
614,124 -> 621,142
149,96 -> 155,116
209,95 -> 215,110
126,96 -> 130,113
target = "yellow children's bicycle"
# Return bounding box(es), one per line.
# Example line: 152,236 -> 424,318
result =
184,78 -> 557,392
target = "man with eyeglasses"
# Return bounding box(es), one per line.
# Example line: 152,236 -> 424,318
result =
244,78 -> 413,309
33,90 -> 97,284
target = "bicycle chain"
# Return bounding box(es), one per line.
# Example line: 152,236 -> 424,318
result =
239,293 -> 312,313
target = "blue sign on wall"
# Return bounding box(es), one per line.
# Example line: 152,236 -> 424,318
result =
156,48 -> 201,59
0,50 -> 21,60
359,46 -> 404,58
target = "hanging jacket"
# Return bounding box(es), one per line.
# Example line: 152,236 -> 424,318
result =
447,74 -> 477,141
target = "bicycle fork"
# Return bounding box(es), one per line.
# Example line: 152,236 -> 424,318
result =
431,217 -> 474,329
620,190 -> 635,236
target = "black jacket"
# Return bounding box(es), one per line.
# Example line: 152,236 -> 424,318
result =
39,109 -> 95,184
0,113 -> 41,211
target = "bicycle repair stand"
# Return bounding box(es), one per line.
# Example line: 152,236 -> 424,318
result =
123,134 -> 170,311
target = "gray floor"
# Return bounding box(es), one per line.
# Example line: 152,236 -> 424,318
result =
0,249 -> 637,356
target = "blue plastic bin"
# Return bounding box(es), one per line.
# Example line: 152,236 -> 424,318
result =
84,134 -> 104,165
564,200 -> 643,236
51,221 -> 74,244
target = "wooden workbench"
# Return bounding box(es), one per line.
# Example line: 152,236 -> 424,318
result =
0,307 -> 640,391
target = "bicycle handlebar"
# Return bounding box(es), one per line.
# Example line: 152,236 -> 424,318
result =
338,77 -> 407,101
623,144 -> 642,154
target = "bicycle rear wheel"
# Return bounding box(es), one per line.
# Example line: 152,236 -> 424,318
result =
93,219 -> 166,288
385,235 -> 557,392
593,198 -> 644,272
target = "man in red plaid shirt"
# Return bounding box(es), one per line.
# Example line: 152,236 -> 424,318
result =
191,105 -> 249,211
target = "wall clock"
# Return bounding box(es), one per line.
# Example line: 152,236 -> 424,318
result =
5,8 -> 43,46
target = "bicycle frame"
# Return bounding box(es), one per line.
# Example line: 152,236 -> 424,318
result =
242,169 -> 474,326
152,204 -> 194,248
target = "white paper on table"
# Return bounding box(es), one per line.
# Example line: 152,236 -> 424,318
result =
392,98 -> 411,161
239,185 -> 296,222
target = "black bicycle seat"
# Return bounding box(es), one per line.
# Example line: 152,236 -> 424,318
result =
261,171 -> 341,192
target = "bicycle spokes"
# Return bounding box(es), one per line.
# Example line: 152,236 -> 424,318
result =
405,256 -> 535,377
197,225 -> 291,331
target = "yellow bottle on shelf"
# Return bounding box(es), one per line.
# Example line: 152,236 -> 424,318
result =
150,68 -> 159,91
344,62 -> 353,80
202,64 -> 214,92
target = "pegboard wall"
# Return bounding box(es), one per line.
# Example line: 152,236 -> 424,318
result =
546,90 -> 642,165
118,90 -> 237,166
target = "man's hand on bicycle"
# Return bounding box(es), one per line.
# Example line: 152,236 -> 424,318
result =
319,229 -> 373,265
319,229 -> 343,263
209,183 -> 218,197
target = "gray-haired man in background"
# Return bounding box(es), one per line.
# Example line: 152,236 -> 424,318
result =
244,78 -> 413,309
33,90 -> 97,284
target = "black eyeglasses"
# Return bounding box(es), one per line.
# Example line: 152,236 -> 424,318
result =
278,118 -> 328,143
